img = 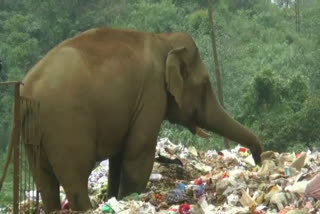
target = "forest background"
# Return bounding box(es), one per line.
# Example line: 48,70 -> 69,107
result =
0,0 -> 319,205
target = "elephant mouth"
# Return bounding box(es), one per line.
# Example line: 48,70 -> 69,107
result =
188,123 -> 210,139
195,127 -> 210,139
189,110 -> 211,139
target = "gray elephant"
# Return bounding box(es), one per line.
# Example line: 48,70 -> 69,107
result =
18,28 -> 262,212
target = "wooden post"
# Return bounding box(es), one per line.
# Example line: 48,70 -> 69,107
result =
207,0 -> 230,149
13,82 -> 21,214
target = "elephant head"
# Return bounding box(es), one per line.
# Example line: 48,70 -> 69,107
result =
161,32 -> 262,164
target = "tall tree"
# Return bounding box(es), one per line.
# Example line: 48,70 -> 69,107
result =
207,0 -> 229,149
295,0 -> 300,32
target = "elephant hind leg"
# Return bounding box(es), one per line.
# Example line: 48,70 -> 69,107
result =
49,131 -> 95,211
54,158 -> 93,211
63,183 -> 91,211
25,144 -> 61,213
38,168 -> 61,212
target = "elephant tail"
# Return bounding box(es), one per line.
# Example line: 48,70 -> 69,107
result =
0,105 -> 16,192
0,98 -> 40,192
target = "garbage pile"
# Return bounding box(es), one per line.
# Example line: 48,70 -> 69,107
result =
88,138 -> 320,213
2,138 -> 320,213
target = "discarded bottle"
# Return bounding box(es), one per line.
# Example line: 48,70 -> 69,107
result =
284,166 -> 290,177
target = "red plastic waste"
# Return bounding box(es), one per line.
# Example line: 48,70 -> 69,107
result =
61,198 -> 70,210
155,193 -> 163,202
220,171 -> 229,180
179,203 -> 191,214
239,147 -> 247,153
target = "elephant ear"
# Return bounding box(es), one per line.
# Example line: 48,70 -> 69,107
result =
165,47 -> 186,109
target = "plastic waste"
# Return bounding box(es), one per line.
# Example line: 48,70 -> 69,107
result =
258,159 -> 276,176
220,171 -> 229,180
25,190 -> 41,201
193,178 -> 205,200
61,198 -> 69,210
194,162 -> 212,172
285,180 -> 308,194
238,147 -> 249,158
278,207 -> 294,214
8,137 -> 320,214
305,173 -> 320,200
255,192 -> 265,204
205,150 -> 218,158
101,204 -> 115,213
260,151 -> 279,162
179,203 -> 190,214
253,205 -> 267,214
188,146 -> 198,157
216,178 -> 231,194
270,191 -> 295,210
166,183 -> 189,205
198,197 -> 208,210
286,209 -> 309,214
106,197 -> 127,212
239,189 -> 257,208
239,147 -> 247,153
227,194 -> 239,206
149,173 -> 163,181
243,154 -> 256,166
290,152 -> 307,170
284,166 -> 290,176
191,203 -> 205,214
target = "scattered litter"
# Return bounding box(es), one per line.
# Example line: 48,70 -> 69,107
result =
150,173 -> 163,181
1,138 -> 319,213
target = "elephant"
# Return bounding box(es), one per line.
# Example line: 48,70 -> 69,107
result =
18,27 -> 263,212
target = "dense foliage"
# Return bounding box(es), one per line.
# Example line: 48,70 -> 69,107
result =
0,0 -> 319,206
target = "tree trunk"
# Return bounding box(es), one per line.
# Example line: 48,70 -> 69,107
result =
295,0 -> 300,32
207,0 -> 230,149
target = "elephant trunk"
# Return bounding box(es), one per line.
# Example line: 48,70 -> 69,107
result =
201,85 -> 262,164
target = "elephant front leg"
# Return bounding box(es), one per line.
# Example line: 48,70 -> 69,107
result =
118,148 -> 156,198
118,110 -> 164,198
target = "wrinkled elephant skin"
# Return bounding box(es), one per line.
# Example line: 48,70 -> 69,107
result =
19,28 -> 263,212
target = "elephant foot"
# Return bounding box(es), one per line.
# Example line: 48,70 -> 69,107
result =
37,170 -> 61,213
65,190 -> 92,211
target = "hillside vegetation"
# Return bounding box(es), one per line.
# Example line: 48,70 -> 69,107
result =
0,0 -> 319,206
